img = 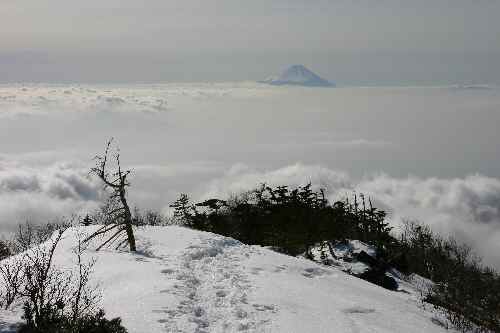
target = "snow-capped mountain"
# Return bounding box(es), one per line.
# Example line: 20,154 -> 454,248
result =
0,226 -> 452,333
260,65 -> 335,87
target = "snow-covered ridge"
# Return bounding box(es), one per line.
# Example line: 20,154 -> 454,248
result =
0,226 -> 452,332
260,65 -> 335,87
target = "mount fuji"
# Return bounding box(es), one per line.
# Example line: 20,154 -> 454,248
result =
260,65 -> 335,87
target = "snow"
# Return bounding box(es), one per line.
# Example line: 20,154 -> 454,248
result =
260,65 -> 335,87
330,239 -> 377,258
308,240 -> 437,297
0,226 -> 453,332
309,240 -> 378,275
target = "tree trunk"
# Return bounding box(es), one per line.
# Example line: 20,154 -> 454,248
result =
120,189 -> 137,252
124,221 -> 136,252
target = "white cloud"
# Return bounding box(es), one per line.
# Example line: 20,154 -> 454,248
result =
200,164 -> 351,200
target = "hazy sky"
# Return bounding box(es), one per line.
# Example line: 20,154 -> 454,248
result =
1,0 -> 500,84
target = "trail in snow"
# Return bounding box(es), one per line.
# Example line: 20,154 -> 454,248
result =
157,236 -> 274,332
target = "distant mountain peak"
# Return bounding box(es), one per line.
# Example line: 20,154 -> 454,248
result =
260,65 -> 335,87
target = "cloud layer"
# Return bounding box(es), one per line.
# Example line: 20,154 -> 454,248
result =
1,84 -> 500,269
1,157 -> 499,269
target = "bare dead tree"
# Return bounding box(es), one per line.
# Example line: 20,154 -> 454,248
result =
86,139 -> 137,252
21,231 -> 69,327
13,221 -> 37,253
0,256 -> 23,309
1,222 -> 74,310
11,220 -> 73,254
70,232 -> 99,324
1,228 -> 102,331
0,239 -> 11,260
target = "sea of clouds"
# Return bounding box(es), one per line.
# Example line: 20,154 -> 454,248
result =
1,83 -> 500,268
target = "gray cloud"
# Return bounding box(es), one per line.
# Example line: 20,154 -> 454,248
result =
0,160 -> 102,229
0,173 -> 40,193
0,162 -> 101,200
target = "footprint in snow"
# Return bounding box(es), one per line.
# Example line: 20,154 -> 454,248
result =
342,306 -> 376,314
302,267 -> 331,278
430,317 -> 448,328
235,308 -> 248,319
161,268 -> 175,274
250,267 -> 264,275
252,304 -> 276,312
274,265 -> 287,272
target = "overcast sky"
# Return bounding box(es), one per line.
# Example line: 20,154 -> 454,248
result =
1,0 -> 500,84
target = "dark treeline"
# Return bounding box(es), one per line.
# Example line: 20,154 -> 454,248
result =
170,184 -> 499,332
171,184 -> 392,257
400,222 -> 500,332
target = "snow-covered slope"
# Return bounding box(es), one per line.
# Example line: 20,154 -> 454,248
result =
260,65 -> 335,87
0,226 -> 452,333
